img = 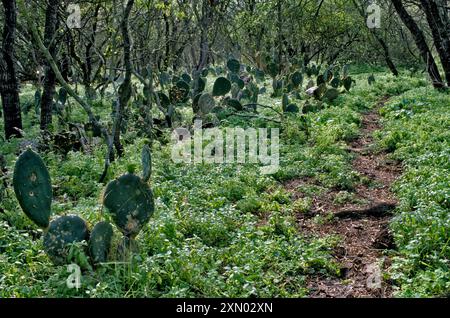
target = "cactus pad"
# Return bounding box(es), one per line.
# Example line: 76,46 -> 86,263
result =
103,173 -> 154,237
291,71 -> 303,87
142,144 -> 152,182
212,77 -> 231,96
226,98 -> 243,111
43,215 -> 89,265
227,58 -> 240,74
13,149 -> 52,228
198,93 -> 216,114
89,221 -> 114,264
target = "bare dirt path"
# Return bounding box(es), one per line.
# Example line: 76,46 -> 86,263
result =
288,96 -> 402,297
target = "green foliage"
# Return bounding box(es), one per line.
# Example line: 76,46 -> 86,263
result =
169,84 -> 189,104
156,91 -> 170,108
375,88 -> 450,297
282,93 -> 289,111
34,89 -> 41,113
330,77 -> 340,88
1,70 -> 446,298
175,80 -> 190,92
197,77 -> 206,93
181,73 -> 191,84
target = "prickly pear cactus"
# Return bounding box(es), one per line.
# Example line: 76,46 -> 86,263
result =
212,77 -> 231,96
142,144 -> 152,182
291,71 -> 303,88
103,173 -> 154,237
89,221 -> 114,264
227,58 -> 240,74
324,88 -> 339,101
342,76 -> 354,91
13,149 -> 52,228
43,215 -> 89,265
198,93 -> 216,114
226,98 -> 243,111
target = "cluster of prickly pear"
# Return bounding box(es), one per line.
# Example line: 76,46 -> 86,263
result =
304,65 -> 355,103
305,63 -> 321,77
191,58 -> 263,123
262,57 -> 283,97
151,67 -> 207,127
340,64 -> 355,91
13,149 -> 114,266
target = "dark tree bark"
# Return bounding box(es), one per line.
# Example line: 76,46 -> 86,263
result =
377,36 -> 400,76
192,0 -> 215,96
196,0 -> 213,72
40,0 -> 60,131
420,0 -> 450,86
276,0 -> 283,65
67,4 -> 102,99
115,0 -> 135,157
0,0 -> 22,140
83,4 -> 101,98
391,0 -> 444,88
162,10 -> 171,70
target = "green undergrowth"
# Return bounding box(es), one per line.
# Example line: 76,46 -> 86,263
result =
0,71 -> 441,297
375,87 -> 450,297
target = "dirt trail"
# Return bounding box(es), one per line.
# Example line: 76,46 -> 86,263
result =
288,96 -> 402,298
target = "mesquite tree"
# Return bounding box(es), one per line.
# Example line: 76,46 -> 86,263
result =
419,0 -> 450,86
391,0 -> 445,88
0,0 -> 22,140
39,0 -> 61,132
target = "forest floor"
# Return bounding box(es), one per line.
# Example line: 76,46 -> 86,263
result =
287,96 -> 402,297
1,71 -> 448,297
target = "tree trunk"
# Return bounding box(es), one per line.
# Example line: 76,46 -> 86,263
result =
196,1 -> 211,73
163,11 -> 171,70
115,0 -> 135,157
391,0 -> 444,88
193,0 -> 214,96
420,0 -> 450,86
0,0 -> 22,139
276,0 -> 283,65
40,0 -> 60,132
351,0 -> 399,76
377,36 -> 400,76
